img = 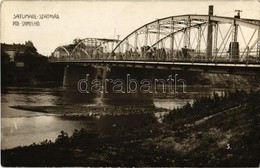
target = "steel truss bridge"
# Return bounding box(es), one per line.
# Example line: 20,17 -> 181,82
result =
49,6 -> 260,74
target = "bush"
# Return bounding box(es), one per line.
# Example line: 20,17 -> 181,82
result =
55,131 -> 69,146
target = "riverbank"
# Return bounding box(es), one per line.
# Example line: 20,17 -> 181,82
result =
2,90 -> 259,166
10,104 -> 167,117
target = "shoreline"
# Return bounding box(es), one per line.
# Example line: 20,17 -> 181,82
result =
9,104 -> 168,118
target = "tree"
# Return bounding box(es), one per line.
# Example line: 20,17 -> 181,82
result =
25,41 -> 37,54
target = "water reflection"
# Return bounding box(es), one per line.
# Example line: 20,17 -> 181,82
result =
1,116 -> 91,149
59,90 -> 99,105
154,98 -> 194,110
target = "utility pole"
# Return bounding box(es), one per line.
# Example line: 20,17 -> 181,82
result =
234,10 -> 242,19
229,10 -> 242,61
206,5 -> 214,60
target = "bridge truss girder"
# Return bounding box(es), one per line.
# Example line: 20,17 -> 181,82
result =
53,38 -> 120,61
112,14 -> 260,63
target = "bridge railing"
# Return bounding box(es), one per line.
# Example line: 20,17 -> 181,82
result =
49,49 -> 260,64
49,56 -> 260,64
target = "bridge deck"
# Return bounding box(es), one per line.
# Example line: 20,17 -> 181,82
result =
49,59 -> 260,75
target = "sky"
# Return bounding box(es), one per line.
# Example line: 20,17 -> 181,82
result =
1,0 -> 259,56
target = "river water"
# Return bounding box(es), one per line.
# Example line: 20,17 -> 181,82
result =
1,86 -> 231,149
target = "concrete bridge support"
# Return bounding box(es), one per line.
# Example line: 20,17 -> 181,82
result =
101,67 -> 154,105
62,65 -> 98,104
62,65 -> 155,105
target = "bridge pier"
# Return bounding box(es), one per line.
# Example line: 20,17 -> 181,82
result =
62,65 -> 154,105
62,65 -> 98,104
101,67 -> 154,105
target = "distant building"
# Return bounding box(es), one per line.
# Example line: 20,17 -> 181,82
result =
1,50 -> 10,64
2,43 -> 26,62
1,41 -> 46,68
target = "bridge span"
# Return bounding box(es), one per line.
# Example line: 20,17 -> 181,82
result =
50,60 -> 260,76
48,6 -> 260,105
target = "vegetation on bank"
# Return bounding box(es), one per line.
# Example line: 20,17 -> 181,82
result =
164,89 -> 252,128
161,89 -> 260,166
1,90 -> 260,166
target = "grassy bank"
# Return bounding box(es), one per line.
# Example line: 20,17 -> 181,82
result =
2,90 -> 259,166
160,89 -> 260,166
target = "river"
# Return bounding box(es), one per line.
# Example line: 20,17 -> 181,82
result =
1,86 -> 233,149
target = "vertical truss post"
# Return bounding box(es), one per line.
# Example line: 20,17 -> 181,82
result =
186,16 -> 191,48
134,31 -> 138,52
104,43 -> 107,54
156,20 -> 160,48
161,41 -> 164,48
91,39 -> 94,58
68,52 -> 70,61
156,20 -> 160,61
144,26 -> 148,46
170,17 -> 175,61
213,23 -> 218,61
125,38 -> 130,60
144,26 -> 148,59
196,25 -> 202,59
125,38 -> 129,52
206,5 -> 214,61
133,32 -> 138,60
117,43 -> 121,55
183,29 -> 186,48
184,16 -> 191,49
258,26 -> 260,62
